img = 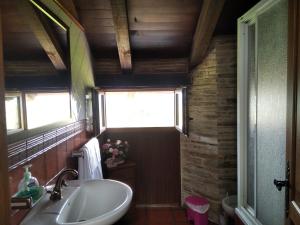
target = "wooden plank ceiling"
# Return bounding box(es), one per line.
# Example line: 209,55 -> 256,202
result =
1,0 -> 259,80
2,0 -> 67,77
75,0 -> 201,76
74,0 -> 259,77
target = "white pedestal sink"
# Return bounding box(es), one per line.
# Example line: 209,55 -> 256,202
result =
21,179 -> 133,225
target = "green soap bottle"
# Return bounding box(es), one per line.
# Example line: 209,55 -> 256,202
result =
17,164 -> 41,201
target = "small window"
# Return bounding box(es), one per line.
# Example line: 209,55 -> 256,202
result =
26,92 -> 71,129
105,91 -> 175,128
5,93 -> 22,132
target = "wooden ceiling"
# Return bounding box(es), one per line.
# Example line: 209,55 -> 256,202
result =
2,0 -> 68,77
74,0 -> 201,75
2,0 -> 51,61
2,0 -> 259,81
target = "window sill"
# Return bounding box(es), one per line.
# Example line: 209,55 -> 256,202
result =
7,128 -> 24,135
7,119 -> 74,144
235,207 -> 262,225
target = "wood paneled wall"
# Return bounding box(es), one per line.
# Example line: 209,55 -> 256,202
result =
0,9 -> 11,225
9,130 -> 90,225
181,35 -> 237,224
104,128 -> 181,206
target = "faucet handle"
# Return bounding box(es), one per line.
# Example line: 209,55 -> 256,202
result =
44,185 -> 53,194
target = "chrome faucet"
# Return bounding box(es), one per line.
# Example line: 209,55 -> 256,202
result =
50,169 -> 78,201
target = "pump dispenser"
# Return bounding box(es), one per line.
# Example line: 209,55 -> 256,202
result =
16,164 -> 44,202
18,164 -> 39,192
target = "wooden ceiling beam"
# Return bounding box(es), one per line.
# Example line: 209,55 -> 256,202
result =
189,0 -> 225,68
5,75 -> 69,90
110,0 -> 132,72
19,0 -> 67,70
5,58 -> 189,76
94,58 -> 188,75
53,0 -> 84,31
55,0 -> 79,20
4,60 -> 58,76
95,74 -> 190,88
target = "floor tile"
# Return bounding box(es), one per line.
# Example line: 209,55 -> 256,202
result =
175,222 -> 191,225
148,223 -> 173,225
113,207 -> 217,225
173,208 -> 187,222
147,208 -> 173,223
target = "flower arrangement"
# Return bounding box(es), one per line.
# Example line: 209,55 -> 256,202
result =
102,139 -> 129,168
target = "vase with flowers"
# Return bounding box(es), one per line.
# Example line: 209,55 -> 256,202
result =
102,139 -> 129,168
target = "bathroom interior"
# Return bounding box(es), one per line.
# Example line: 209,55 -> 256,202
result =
1,0 -> 300,225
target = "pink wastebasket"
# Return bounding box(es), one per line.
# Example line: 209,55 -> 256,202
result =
185,196 -> 209,225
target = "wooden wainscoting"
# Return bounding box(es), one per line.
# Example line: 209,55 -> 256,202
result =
104,127 -> 181,206
9,125 -> 91,225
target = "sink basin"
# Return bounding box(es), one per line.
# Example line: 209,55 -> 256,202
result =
57,180 -> 132,224
222,195 -> 237,218
21,179 -> 133,225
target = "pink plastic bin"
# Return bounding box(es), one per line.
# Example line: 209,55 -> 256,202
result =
185,196 -> 209,225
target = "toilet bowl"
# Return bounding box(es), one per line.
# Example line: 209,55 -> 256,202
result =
220,195 -> 237,225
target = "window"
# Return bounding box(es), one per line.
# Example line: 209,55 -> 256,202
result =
26,92 -> 71,129
5,93 -> 22,132
97,89 -> 187,132
4,91 -> 71,133
105,91 -> 175,128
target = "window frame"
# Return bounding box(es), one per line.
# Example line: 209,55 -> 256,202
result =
5,91 -> 24,134
98,91 -> 106,133
5,89 -> 72,143
96,88 -> 188,133
175,87 -> 188,135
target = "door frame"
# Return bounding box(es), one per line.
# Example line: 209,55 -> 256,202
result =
0,8 -> 11,225
286,0 -> 300,224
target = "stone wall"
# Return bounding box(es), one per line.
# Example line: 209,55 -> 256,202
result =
181,35 -> 237,224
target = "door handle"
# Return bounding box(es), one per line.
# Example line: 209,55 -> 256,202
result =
273,179 -> 289,191
273,162 -> 290,217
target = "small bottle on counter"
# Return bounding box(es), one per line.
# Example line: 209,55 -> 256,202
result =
16,164 -> 43,202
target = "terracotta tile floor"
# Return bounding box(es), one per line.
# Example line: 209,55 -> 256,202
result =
114,207 -> 217,225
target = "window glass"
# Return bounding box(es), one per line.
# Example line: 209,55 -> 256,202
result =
175,90 -> 183,130
26,92 -> 70,129
247,24 -> 256,209
98,92 -> 106,132
5,95 -> 22,131
105,91 -> 174,128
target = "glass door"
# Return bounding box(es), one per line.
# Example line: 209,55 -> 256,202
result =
237,0 -> 288,224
